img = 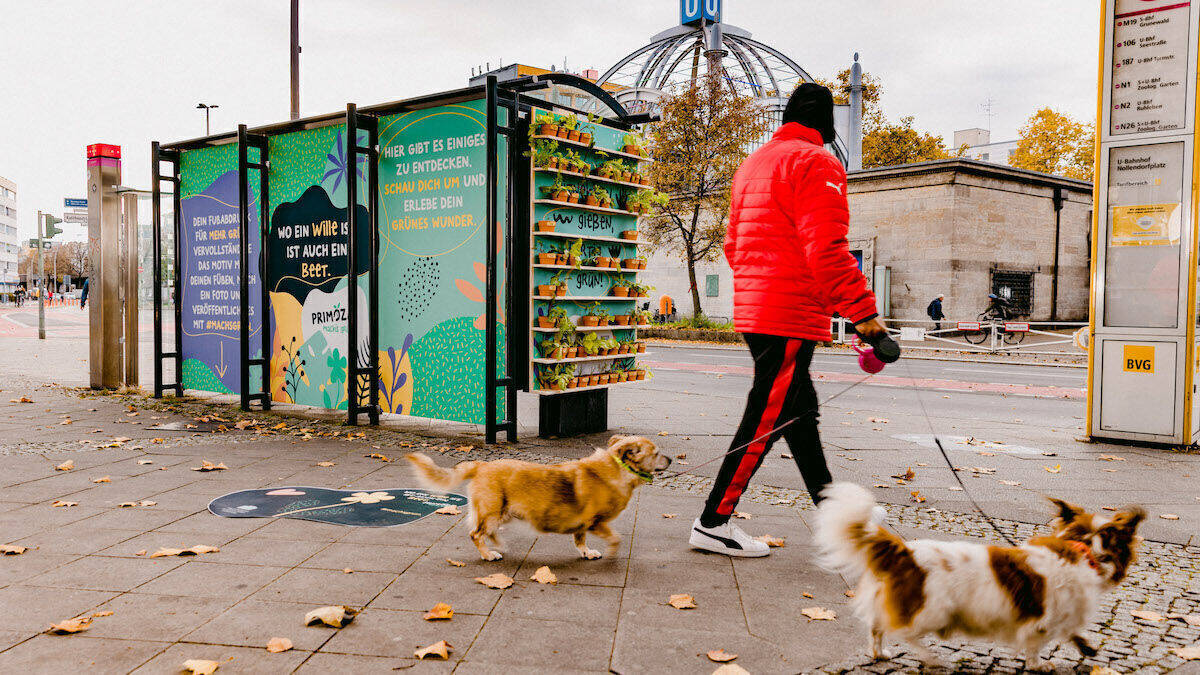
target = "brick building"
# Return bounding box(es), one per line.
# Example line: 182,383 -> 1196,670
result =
643,159 -> 1094,322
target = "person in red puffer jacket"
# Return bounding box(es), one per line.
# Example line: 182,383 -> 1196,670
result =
689,83 -> 890,558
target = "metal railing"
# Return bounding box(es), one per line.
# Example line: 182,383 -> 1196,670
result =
831,317 -> 1088,357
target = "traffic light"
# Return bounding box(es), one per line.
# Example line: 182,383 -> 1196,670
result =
42,214 -> 63,239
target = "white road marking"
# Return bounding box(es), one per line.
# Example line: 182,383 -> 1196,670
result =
943,367 -> 1083,379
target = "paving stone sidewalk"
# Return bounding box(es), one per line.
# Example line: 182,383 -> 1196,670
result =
0,387 -> 1197,674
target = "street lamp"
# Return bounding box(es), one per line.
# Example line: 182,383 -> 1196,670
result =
196,103 -> 219,136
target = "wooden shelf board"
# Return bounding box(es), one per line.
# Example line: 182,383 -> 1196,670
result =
533,377 -> 652,396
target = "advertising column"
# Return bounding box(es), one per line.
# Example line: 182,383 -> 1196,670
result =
1089,0 -> 1200,443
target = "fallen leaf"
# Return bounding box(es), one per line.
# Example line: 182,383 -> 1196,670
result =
753,535 -> 786,547
46,616 -> 91,634
948,486 -> 963,491
135,550 -> 147,556
91,476 -> 111,484
999,480 -> 1021,486
52,500 -> 78,508
137,459 -> 154,465
139,500 -> 157,506
1044,464 -> 1062,473
0,544 -> 27,555
148,545 -> 219,558
801,592 -> 813,598
304,605 -> 358,628
657,431 -> 669,436
706,649 -> 738,663
1160,513 -> 1180,520
266,637 -> 293,653
60,419 -> 72,425
342,568 -> 353,574
55,460 -> 74,471
909,491 -> 926,503
662,513 -> 677,518
1099,454 -> 1126,461
423,602 -> 454,620
474,573 -> 514,589
844,589 -> 856,598
732,511 -> 750,519
675,453 -> 687,460
365,453 -> 391,462
316,461 -> 335,467
414,640 -> 452,660
1091,668 -> 1120,675
668,594 -> 697,610
1131,610 -> 1164,622
891,468 -> 916,481
434,505 -> 461,515
530,566 -> 557,585
182,659 -> 220,675
446,559 -> 465,567
1181,615 -> 1200,627
271,422 -> 288,430
455,445 -> 474,453
801,606 -> 837,621
191,460 -> 228,472
91,610 -> 114,617
1174,645 -> 1200,660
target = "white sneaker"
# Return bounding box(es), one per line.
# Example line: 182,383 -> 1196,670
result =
689,518 -> 770,557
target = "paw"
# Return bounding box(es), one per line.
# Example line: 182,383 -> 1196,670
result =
872,648 -> 893,660
481,550 -> 503,561
580,548 -> 603,560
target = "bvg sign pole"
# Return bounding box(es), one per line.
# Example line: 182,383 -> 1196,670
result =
1087,0 -> 1200,444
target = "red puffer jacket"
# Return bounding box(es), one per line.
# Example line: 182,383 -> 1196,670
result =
725,122 -> 878,340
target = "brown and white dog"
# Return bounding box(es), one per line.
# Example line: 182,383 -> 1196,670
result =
406,436 -> 669,561
814,482 -> 1144,670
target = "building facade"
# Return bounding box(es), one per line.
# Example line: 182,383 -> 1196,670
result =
0,176 -> 18,297
954,128 -> 1020,167
642,159 -> 1093,323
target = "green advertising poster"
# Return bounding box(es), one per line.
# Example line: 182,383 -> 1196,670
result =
376,99 -> 508,424
266,124 -> 370,410
178,143 -> 264,395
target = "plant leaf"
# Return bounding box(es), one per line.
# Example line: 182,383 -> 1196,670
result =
474,573 -> 514,589
424,603 -> 453,621
1160,513 -> 1181,520
46,616 -> 91,634
1175,645 -> 1200,660
1044,464 -> 1062,473
266,637 -> 293,653
191,461 -> 228,472
304,605 -> 358,628
668,593 -> 697,610
707,649 -> 737,663
446,559 -> 466,567
801,606 -> 837,621
316,461 -> 335,467
52,500 -> 78,508
91,476 -> 111,484
1131,610 -> 1164,622
0,544 -> 27,555
909,491 -> 926,503
753,535 -> 786,547
530,566 -> 557,585
713,665 -> 751,675
434,505 -> 461,515
55,460 -> 73,471
182,659 -> 220,675
414,639 -> 452,660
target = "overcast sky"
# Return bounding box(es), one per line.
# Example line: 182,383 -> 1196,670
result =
0,0 -> 1100,241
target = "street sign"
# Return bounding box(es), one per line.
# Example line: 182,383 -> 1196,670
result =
957,321 -> 981,331
62,212 -> 88,224
42,214 -> 63,238
1004,322 -> 1030,332
64,198 -> 87,209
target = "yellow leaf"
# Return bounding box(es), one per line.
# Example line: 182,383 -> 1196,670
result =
712,665 -> 750,675
365,453 -> 391,462
91,611 -> 114,617
272,422 -> 288,430
753,535 -> 786,547
657,431 -> 669,436
668,594 -> 697,610
455,445 -> 474,453
91,476 -> 111,484
316,461 -> 335,467
1098,454 -> 1126,461
60,419 -> 72,425
999,480 -> 1021,486
706,649 -> 738,663
1175,645 -> 1200,660
1131,610 -> 1164,622
434,505 -> 461,515
1091,668 -> 1120,675
732,511 -> 751,519
801,592 -> 813,599
304,605 -> 358,628
414,639 -> 452,660
424,602 -> 454,620
844,589 -> 856,598
909,491 -> 926,503
52,500 -> 78,508
474,573 -> 514,589
801,606 -> 837,621
46,616 -> 91,634
662,513 -> 677,519
137,459 -> 153,465
148,545 -> 219,558
191,461 -> 228,472
342,568 -> 353,574
265,636 -> 293,653
55,460 -> 74,471
1160,513 -> 1181,520
1044,464 -> 1062,473
446,559 -> 466,567
530,566 -> 557,585
891,468 -> 915,481
182,659 -> 220,675
135,550 -> 147,556
0,544 -> 27,555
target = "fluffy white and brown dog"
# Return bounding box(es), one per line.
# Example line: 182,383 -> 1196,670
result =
814,482 -> 1144,670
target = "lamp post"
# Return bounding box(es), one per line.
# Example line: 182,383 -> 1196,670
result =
196,103 -> 219,136
290,0 -> 300,120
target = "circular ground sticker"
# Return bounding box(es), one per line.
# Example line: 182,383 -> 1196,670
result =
207,487 -> 467,527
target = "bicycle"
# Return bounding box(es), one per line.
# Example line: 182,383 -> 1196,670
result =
962,309 -> 1026,345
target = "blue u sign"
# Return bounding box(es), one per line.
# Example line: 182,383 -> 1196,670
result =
681,0 -> 721,26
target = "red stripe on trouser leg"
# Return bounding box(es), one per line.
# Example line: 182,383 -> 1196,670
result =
716,339 -> 801,514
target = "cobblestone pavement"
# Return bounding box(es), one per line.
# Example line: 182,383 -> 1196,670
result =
0,387 -> 1197,673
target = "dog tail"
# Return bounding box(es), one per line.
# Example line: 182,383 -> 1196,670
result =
405,453 -> 481,491
814,482 -> 906,578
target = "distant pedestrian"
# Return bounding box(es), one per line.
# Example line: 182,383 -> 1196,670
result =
688,83 -> 891,558
80,278 -> 89,310
926,294 -> 945,331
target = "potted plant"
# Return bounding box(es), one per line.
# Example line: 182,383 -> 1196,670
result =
633,307 -> 650,325
602,337 -> 621,356
569,375 -> 581,388
598,372 -> 611,385
583,185 -> 601,207
579,303 -> 601,327
612,313 -> 631,326
559,114 -> 580,141
540,363 -> 575,390
611,282 -> 630,298
635,253 -> 648,270
594,307 -> 612,327
593,187 -> 614,209
579,332 -> 602,355
590,246 -> 613,269
621,256 -> 638,270
540,338 -> 566,360
578,113 -> 599,146
567,186 -> 581,203
549,271 -> 570,297
636,340 -> 646,353
565,335 -> 580,359
628,281 -> 652,298
620,162 -> 634,183
586,373 -> 600,386
544,305 -> 569,329
565,238 -> 583,268
622,132 -> 646,157
620,228 -> 639,241
534,112 -> 559,138
536,244 -> 559,265
616,369 -> 629,382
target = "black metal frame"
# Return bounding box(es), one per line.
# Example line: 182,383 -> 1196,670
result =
237,125 -> 272,411
345,103 -> 381,426
151,141 -> 183,398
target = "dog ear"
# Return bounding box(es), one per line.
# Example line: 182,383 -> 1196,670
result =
607,435 -> 626,449
608,436 -> 642,461
1110,506 -> 1146,530
1048,497 -> 1086,524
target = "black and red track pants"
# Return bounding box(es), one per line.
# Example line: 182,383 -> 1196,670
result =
701,333 -> 832,525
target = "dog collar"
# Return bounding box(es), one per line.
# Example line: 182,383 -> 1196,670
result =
613,455 -> 653,483
1069,540 -> 1101,573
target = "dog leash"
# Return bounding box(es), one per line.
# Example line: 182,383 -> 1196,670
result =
903,357 -> 1019,546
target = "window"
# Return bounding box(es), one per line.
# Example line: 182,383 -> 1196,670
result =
991,269 -> 1034,317
980,152 -> 991,161
705,274 -> 720,297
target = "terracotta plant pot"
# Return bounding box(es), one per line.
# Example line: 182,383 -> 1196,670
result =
587,375 -> 600,386
556,128 -> 570,139
594,256 -> 612,268
570,377 -> 580,388
613,315 -> 630,326
568,194 -> 580,203
545,347 -> 565,360
621,171 -> 633,182
567,347 -> 580,358
537,253 -> 557,265
638,260 -> 647,269
636,370 -> 646,380
637,343 -> 646,353
611,286 -> 630,297
623,145 -> 641,156
545,158 -> 559,170
620,230 -> 638,240
539,124 -> 558,137
536,285 -> 555,297
579,316 -> 599,327
599,374 -> 611,385
567,255 -> 579,266
621,259 -> 638,269
555,286 -> 567,297
566,130 -> 579,142
536,316 -> 555,328
585,196 -> 600,206
535,221 -> 556,232
551,190 -> 568,201
638,317 -> 649,325
579,133 -> 592,145
618,372 -> 629,382
598,318 -> 609,327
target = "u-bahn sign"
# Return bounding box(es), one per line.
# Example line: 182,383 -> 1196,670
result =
681,0 -> 720,26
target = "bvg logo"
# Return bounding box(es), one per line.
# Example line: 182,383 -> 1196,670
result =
681,0 -> 721,26
1122,345 -> 1154,373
